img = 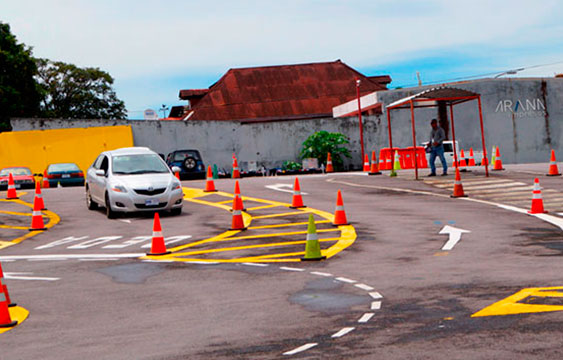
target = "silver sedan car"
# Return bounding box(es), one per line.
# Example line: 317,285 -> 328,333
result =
85,147 -> 183,218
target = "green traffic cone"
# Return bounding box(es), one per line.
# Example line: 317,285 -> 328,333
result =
390,151 -> 400,177
491,146 -> 496,167
212,164 -> 219,179
301,214 -> 326,261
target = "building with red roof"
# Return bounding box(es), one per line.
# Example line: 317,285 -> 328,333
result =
173,60 -> 390,122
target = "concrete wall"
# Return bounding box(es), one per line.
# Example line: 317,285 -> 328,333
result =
10,77 -> 563,168
10,117 -> 380,170
366,77 -> 563,164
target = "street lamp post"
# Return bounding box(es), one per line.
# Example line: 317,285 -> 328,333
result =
356,78 -> 365,163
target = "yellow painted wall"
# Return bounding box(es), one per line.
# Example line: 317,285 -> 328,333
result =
0,126 -> 134,174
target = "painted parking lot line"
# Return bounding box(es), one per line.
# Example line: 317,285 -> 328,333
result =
0,198 -> 60,250
472,286 -> 563,317
140,187 -> 357,263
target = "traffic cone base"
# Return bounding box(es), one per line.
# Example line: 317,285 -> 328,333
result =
301,214 -> 326,261
147,213 -> 170,256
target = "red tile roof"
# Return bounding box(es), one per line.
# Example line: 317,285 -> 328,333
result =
179,60 -> 389,121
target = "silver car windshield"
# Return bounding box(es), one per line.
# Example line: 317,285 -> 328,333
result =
112,154 -> 170,175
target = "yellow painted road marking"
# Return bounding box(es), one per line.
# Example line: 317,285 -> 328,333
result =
216,199 -> 233,205
0,225 -> 29,230
248,220 -> 331,230
141,187 -> 356,263
0,306 -> 30,334
0,198 -> 60,249
246,204 -> 282,211
253,210 -> 312,219
472,286 -> 563,317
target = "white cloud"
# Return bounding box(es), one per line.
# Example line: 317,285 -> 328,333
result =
2,0 -> 561,80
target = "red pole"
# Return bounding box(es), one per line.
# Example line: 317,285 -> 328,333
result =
449,104 -> 459,169
387,105 -> 393,165
410,100 -> 418,180
477,96 -> 489,177
356,78 -> 365,163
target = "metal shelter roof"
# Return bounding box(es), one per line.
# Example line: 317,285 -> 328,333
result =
386,87 -> 479,109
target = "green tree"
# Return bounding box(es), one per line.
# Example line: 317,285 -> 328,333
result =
0,22 -> 41,131
36,59 -> 127,119
300,131 -> 351,171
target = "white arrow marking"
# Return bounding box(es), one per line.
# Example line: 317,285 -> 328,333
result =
439,225 -> 470,251
265,183 -> 308,195
5,272 -> 60,281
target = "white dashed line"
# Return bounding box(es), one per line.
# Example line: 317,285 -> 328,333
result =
354,283 -> 374,291
371,301 -> 382,310
310,271 -> 333,277
358,313 -> 375,323
331,327 -> 355,338
369,291 -> 383,299
283,343 -> 318,356
335,277 -> 356,284
79,258 -> 119,261
280,266 -> 305,272
242,262 -> 269,267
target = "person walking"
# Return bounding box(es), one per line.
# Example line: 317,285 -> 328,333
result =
427,119 -> 448,176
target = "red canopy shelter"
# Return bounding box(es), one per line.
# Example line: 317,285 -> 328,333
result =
385,86 -> 489,180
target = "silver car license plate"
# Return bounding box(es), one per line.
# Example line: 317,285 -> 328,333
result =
145,199 -> 159,206
62,174 -> 70,178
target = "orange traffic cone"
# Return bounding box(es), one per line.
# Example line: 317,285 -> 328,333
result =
6,173 -> 18,199
459,149 -> 468,172
363,154 -> 370,172
368,150 -> 381,175
204,166 -> 217,192
230,195 -> 247,230
174,171 -> 180,180
468,148 -> 476,166
0,273 -> 17,328
451,167 -> 467,198
231,180 -> 246,211
528,178 -> 547,214
232,156 -> 241,179
147,213 -> 170,255
0,263 -> 15,307
333,190 -> 349,226
290,178 -> 306,209
492,147 -> 505,171
29,195 -> 47,231
326,152 -> 334,173
42,176 -> 50,189
547,150 -> 561,176
35,181 -> 46,210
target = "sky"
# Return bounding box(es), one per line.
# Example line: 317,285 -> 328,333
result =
2,0 -> 562,119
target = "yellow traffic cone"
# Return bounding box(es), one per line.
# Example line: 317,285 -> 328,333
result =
301,214 -> 326,261
390,151 -> 401,177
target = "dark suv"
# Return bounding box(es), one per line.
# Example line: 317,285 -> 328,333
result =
166,149 -> 206,180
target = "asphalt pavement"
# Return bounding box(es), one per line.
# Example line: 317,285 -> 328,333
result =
1,164 -> 563,359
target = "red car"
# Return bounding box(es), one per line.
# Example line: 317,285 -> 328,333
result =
0,167 -> 36,190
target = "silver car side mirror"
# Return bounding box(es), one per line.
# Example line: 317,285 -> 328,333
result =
95,169 -> 105,177
171,166 -> 181,174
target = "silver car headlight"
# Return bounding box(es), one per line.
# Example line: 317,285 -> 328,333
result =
111,183 -> 128,193
171,182 -> 181,191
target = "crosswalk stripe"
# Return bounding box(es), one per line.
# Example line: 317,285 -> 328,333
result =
466,186 -> 534,195
431,179 -> 511,188
463,182 -> 526,190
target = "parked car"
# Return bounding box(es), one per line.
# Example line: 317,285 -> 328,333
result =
85,147 -> 183,218
422,141 -> 483,167
0,167 -> 35,190
43,163 -> 85,187
166,149 -> 206,179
